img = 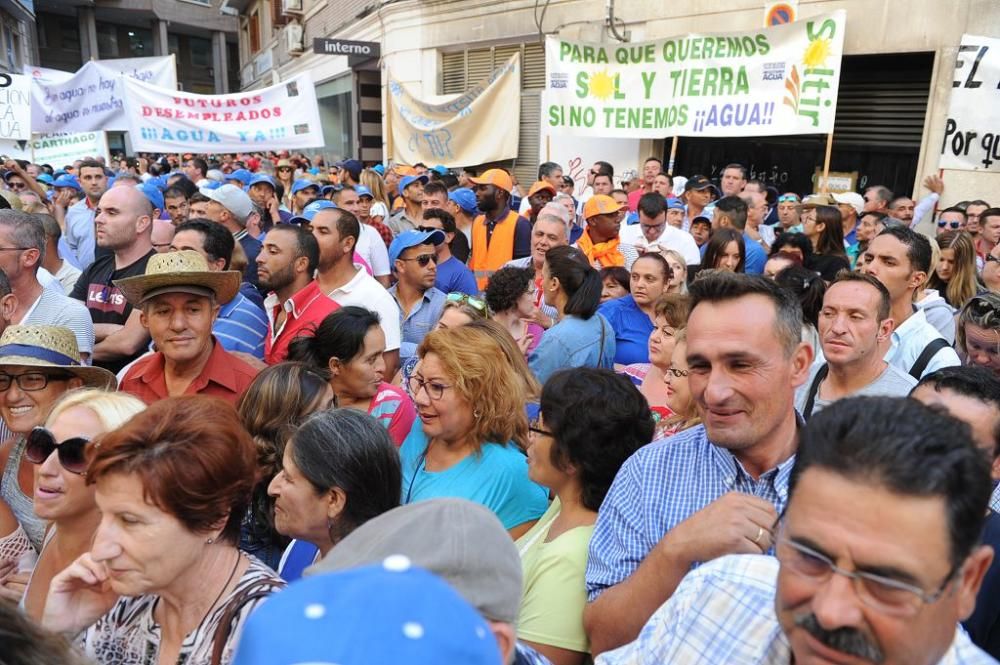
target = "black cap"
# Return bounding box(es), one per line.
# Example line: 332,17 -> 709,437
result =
685,175 -> 714,191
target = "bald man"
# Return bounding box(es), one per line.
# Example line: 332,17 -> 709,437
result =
70,185 -> 157,373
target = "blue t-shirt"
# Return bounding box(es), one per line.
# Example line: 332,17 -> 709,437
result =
435,255 -> 479,296
399,421 -> 549,530
597,294 -> 654,366
528,313 -> 615,385
743,233 -> 767,274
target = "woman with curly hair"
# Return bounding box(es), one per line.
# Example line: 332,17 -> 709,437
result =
485,265 -> 544,356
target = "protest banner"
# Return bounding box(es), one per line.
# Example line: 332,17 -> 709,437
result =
544,9 -> 845,139
0,73 -> 31,142
541,129 -> 639,196
123,72 -> 324,152
387,53 -> 520,167
940,34 -> 1000,172
29,56 -> 177,134
29,131 -> 109,166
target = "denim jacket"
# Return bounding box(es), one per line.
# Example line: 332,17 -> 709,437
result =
529,313 -> 615,385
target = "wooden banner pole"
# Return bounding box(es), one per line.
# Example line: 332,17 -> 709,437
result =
820,131 -> 834,193
667,135 -> 679,176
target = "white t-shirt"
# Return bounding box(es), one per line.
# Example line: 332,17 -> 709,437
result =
355,224 -> 390,277
619,223 -> 702,266
884,308 -> 960,379
326,266 -> 401,351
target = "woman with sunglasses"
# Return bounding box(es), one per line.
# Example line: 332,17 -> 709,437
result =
517,368 -> 653,664
401,324 -> 548,539
288,307 -> 415,446
275,159 -> 296,210
11,390 -> 146,619
0,326 -> 116,561
957,293 -> 1000,376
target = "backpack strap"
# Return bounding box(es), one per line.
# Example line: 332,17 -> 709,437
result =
909,338 -> 950,380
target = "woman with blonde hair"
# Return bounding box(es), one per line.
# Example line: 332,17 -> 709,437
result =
929,230 -> 980,309
917,234 -> 958,343
401,325 -> 549,538
661,249 -> 689,295
10,390 -> 146,619
660,328 -> 701,437
359,168 -> 391,222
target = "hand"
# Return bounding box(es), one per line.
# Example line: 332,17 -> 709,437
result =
267,194 -> 280,218
523,309 -> 553,330
923,174 -> 944,195
0,569 -> 28,602
515,326 -> 534,356
41,552 -> 120,635
0,558 -> 16,582
658,492 -> 777,565
3,159 -> 21,174
54,188 -> 74,209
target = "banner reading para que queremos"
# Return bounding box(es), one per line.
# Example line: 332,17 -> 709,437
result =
388,53 -> 520,167
29,56 -> 177,134
939,34 -> 1000,172
123,72 -> 325,153
544,9 -> 845,138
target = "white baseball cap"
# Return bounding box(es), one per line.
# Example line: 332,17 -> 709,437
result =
832,192 -> 865,216
200,184 -> 253,223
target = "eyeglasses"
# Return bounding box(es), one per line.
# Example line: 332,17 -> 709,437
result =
407,375 -> 452,401
666,367 -> 689,378
775,529 -> 956,617
937,219 -> 963,229
0,371 -> 73,392
398,253 -> 436,267
445,292 -> 489,314
0,246 -> 29,252
25,426 -> 91,475
528,417 -> 553,438
967,296 -> 1000,322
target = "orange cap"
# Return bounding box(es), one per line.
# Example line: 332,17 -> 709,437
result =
469,168 -> 513,193
583,194 -> 625,219
527,181 -> 557,197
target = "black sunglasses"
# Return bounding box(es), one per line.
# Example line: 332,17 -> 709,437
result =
937,219 -> 962,229
398,253 -> 436,267
25,426 -> 91,475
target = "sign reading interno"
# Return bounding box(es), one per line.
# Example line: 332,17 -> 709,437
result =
123,72 -> 325,153
28,56 -> 177,134
544,9 -> 845,138
940,34 -> 1000,172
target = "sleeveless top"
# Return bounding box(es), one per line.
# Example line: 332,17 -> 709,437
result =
0,437 -> 46,552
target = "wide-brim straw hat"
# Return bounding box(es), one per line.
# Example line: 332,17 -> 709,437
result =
0,325 -> 116,390
114,250 -> 241,307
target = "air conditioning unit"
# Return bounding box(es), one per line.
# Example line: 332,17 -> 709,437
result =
284,22 -> 304,55
281,0 -> 303,14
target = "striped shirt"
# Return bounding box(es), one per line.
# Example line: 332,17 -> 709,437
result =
586,425 -> 794,601
596,554 -> 996,665
215,292 -> 268,359
22,286 -> 96,356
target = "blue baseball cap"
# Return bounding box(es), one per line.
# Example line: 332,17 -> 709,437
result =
430,164 -> 449,176
226,169 -> 252,187
320,184 -> 343,196
36,173 -> 54,185
247,173 -> 276,189
397,174 -> 428,197
389,229 -> 445,265
232,558 -> 498,665
289,199 -> 337,225
52,174 -> 81,191
340,159 -> 363,181
139,183 -> 164,212
291,178 -> 320,195
201,180 -> 222,191
448,188 -> 477,215
666,198 -> 685,211
372,164 -> 385,176
355,185 -> 374,199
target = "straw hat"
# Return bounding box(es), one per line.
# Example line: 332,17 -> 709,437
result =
114,250 -> 241,307
0,326 -> 116,389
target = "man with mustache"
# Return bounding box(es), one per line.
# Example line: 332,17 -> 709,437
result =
596,396 -> 996,664
796,272 -> 916,419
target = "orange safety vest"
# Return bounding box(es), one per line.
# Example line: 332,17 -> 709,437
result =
471,210 -> 519,290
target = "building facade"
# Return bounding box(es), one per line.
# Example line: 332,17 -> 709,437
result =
0,0 -> 36,75
229,0 -> 998,206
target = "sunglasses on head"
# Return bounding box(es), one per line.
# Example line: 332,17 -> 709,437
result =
937,219 -> 962,229
778,194 -> 800,203
416,225 -> 443,234
446,291 -> 489,314
25,426 -> 91,475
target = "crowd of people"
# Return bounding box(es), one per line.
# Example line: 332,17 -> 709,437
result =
0,147 -> 998,664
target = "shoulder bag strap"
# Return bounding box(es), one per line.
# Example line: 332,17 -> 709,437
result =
909,338 -> 950,380
802,363 -> 829,422
210,579 -> 277,665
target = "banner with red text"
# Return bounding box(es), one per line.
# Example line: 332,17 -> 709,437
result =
544,9 -> 845,138
123,72 -> 324,153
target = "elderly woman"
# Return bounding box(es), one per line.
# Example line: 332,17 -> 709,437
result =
958,293 -> 1000,376
517,368 -> 653,664
237,362 -> 335,569
485,266 -> 544,356
661,328 -> 701,437
620,294 -> 691,416
0,326 -> 116,561
13,390 -> 147,620
529,246 -> 615,384
599,253 -> 672,366
268,408 -> 402,581
402,325 -> 549,538
41,396 -> 285,664
289,307 -> 415,445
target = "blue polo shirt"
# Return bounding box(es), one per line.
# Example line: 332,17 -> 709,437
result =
435,256 -> 479,296
743,233 -> 767,274
214,292 -> 268,359
597,294 -> 654,365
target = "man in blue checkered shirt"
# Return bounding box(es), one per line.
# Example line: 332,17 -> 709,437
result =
584,272 -> 815,655
597,396 -> 997,665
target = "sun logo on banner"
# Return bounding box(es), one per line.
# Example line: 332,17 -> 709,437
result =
589,71 -> 616,100
802,36 -> 832,68
783,32 -> 832,115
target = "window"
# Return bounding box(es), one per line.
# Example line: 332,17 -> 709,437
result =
126,28 -> 152,57
5,25 -> 18,71
270,0 -> 287,30
248,11 -> 261,54
190,36 -> 212,68
58,18 -> 79,52
168,33 -> 180,57
96,23 -> 119,59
